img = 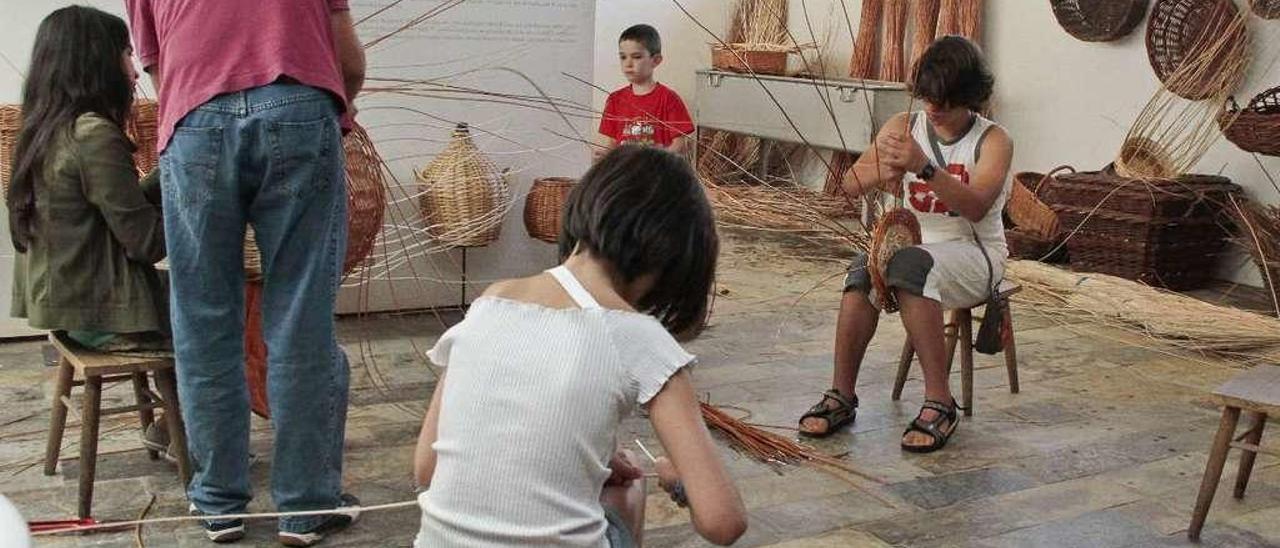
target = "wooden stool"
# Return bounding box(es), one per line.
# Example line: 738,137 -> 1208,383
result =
1188,366 -> 1278,540
891,282 -> 1021,416
43,333 -> 191,519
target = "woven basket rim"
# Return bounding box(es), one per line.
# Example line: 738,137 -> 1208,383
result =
1051,0 -> 1148,42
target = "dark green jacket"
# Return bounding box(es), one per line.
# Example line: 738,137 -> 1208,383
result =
11,113 -> 166,334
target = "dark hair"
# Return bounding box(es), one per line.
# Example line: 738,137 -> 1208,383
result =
619,24 -> 662,56
7,6 -> 135,253
559,146 -> 717,334
908,35 -> 993,112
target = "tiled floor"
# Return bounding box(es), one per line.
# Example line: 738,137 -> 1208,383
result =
3,231 -> 1277,546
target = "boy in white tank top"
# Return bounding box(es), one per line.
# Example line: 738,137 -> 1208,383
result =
797,36 -> 1014,453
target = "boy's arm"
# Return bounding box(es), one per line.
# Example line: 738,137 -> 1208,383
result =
666,135 -> 689,156
596,93 -> 621,161
331,8 -> 366,106
413,370 -> 446,488
666,90 -> 695,156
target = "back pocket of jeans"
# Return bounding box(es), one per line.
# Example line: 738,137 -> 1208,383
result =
161,126 -> 222,205
265,117 -> 336,200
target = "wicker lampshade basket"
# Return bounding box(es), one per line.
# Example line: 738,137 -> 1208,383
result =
2,99 -> 159,193
1009,165 -> 1073,241
524,177 -> 576,244
869,208 -> 921,312
711,44 -> 789,76
1251,0 -> 1280,18
1146,0 -> 1246,101
243,122 -> 388,280
1050,0 -> 1148,42
1219,87 -> 1280,157
417,123 -> 510,248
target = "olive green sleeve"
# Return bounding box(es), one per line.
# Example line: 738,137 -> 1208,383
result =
74,115 -> 167,264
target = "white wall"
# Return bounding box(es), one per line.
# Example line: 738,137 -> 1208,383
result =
620,0 -> 1280,287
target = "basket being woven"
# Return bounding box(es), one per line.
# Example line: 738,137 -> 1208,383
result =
243,122 -> 387,280
1219,87 -> 1280,157
2,99 -> 159,193
524,177 -> 576,244
869,208 -> 921,312
1051,0 -> 1148,42
1146,0 -> 1246,101
417,123 -> 510,248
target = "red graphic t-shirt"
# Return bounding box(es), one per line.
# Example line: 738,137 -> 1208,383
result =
599,83 -> 694,147
909,163 -> 970,216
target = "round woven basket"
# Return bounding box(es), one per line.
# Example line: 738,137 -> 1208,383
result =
1,99 -> 159,194
243,122 -> 387,280
1251,0 -> 1280,18
1051,0 -> 1148,42
869,208 -> 921,313
1146,0 -> 1245,101
1114,137 -> 1176,180
417,123 -> 510,248
523,177 -> 576,244
1219,87 -> 1280,157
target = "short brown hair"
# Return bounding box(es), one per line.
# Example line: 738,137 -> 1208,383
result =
908,35 -> 994,111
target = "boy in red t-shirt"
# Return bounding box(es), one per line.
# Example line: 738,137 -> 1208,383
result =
596,24 -> 694,160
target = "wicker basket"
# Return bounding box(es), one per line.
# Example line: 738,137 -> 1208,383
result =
523,177 -> 575,244
1114,137 -> 1176,180
417,123 -> 510,248
1251,0 -> 1280,18
1051,0 -> 1148,42
869,208 -> 921,312
1146,0 -> 1245,101
1219,87 -> 1280,157
243,122 -> 388,281
1008,165 -> 1073,240
1,100 -> 159,194
712,44 -> 789,76
1006,228 -> 1067,263
1046,170 -> 1239,219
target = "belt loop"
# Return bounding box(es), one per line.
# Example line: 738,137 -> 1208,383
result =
239,91 -> 250,116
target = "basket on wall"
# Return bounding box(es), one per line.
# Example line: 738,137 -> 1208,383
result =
243,121 -> 388,281
1,99 -> 159,193
524,177 -> 576,244
1219,87 -> 1280,157
711,44 -> 789,76
1251,0 -> 1280,19
1050,0 -> 1148,42
417,123 -> 510,248
1146,0 -> 1246,101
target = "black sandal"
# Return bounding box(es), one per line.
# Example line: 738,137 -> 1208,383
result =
901,399 -> 963,453
798,389 -> 858,438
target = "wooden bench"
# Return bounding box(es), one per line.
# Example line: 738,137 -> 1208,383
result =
891,282 -> 1022,416
43,332 -> 190,518
1188,365 -> 1278,540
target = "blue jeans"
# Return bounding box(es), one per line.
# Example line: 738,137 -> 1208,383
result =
161,83 -> 350,533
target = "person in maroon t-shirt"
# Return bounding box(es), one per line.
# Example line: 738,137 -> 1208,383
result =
596,24 -> 694,161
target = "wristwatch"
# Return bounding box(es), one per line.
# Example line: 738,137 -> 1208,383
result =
916,163 -> 937,181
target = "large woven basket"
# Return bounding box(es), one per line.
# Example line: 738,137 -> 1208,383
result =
243,122 -> 387,281
417,123 -> 510,248
1251,0 -> 1280,18
523,177 -> 575,244
1219,87 -> 1280,157
1008,166 -> 1073,240
1146,0 -> 1245,101
1006,228 -> 1067,263
711,44 -> 789,76
1,99 -> 159,193
1051,0 -> 1148,42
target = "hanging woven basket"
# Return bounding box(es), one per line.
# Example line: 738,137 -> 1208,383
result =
417,123 -> 510,248
869,208 -> 921,313
524,177 -> 576,244
1146,0 -> 1246,101
1219,87 -> 1280,157
1050,0 -> 1148,42
1,99 -> 159,194
1251,0 -> 1280,19
243,121 -> 388,281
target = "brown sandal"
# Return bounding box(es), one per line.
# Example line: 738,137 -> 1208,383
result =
798,389 -> 858,438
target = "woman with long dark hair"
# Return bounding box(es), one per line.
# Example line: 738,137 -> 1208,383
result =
8,5 -> 167,352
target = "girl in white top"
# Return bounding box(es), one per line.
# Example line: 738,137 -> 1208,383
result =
412,145 -> 746,547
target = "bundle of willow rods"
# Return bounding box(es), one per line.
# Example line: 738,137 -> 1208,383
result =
879,0 -> 911,83
958,0 -> 984,43
850,0 -> 883,79
910,0 -> 941,70
936,0 -> 962,38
